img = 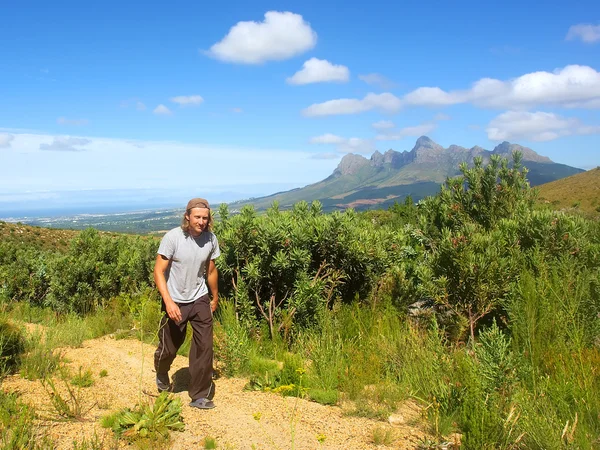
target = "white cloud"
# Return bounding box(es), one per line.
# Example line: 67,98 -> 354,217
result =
153,104 -> 172,115
136,101 -> 146,111
309,134 -> 375,154
403,86 -> 464,107
0,133 -> 15,148
309,134 -> 346,144
376,123 -> 437,141
566,23 -> 600,43
302,92 -> 402,117
40,136 -> 91,152
402,65 -> 600,110
372,120 -> 395,130
434,113 -> 451,121
57,117 -> 89,126
358,73 -> 395,89
287,58 -> 349,85
170,95 -> 204,106
232,107 -> 243,113
206,11 -> 317,64
486,111 -> 600,142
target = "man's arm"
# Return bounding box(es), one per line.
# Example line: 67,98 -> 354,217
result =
154,254 -> 182,322
207,259 -> 219,313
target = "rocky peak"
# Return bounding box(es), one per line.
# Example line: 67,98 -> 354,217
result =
370,150 -> 384,167
411,136 -> 445,163
335,153 -> 369,176
492,141 -> 552,163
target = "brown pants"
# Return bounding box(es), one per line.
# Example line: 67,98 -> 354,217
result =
154,294 -> 213,401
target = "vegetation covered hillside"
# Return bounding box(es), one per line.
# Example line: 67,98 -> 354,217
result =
537,166 -> 600,217
1,153 -> 599,449
0,221 -> 79,252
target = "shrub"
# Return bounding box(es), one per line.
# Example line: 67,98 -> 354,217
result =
101,391 -> 184,441
0,318 -> 25,376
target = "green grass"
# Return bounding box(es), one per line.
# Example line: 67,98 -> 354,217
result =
0,390 -> 55,449
71,366 -> 94,387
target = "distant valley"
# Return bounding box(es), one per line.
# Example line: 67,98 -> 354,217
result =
6,136 -> 588,233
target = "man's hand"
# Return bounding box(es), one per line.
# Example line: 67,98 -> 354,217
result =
210,295 -> 218,313
165,300 -> 182,323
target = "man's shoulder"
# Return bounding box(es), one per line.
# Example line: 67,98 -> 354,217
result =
162,227 -> 184,241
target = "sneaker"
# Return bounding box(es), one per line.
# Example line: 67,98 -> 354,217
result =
156,372 -> 172,393
189,397 -> 216,409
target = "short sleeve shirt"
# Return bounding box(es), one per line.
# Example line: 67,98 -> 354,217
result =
157,227 -> 221,303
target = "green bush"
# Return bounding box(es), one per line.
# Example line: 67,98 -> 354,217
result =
0,318 -> 25,376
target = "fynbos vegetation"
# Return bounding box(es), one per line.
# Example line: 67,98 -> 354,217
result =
1,153 -> 599,448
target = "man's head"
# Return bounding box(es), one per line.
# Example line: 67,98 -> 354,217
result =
181,198 -> 213,236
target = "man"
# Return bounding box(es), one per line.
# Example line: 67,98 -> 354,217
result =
153,198 -> 220,409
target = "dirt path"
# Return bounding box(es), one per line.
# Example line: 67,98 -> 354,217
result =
2,335 -> 431,449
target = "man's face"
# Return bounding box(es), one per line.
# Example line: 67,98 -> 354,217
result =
186,207 -> 210,236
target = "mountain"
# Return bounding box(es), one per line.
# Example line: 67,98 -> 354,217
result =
230,137 -> 584,212
536,166 -> 600,217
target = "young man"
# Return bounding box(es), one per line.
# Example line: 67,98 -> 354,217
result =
153,198 -> 220,409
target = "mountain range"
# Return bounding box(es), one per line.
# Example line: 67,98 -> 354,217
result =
230,136 -> 584,212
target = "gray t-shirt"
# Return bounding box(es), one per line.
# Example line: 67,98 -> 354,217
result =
157,227 -> 221,303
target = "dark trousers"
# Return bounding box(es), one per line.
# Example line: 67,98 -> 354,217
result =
154,294 -> 213,401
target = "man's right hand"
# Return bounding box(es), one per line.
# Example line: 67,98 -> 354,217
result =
165,300 -> 182,323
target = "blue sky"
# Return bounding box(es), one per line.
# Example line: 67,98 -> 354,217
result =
1,0 -> 599,216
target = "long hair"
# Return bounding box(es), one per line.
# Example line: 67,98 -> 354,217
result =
181,207 -> 213,234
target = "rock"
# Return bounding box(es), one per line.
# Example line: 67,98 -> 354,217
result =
388,413 -> 405,426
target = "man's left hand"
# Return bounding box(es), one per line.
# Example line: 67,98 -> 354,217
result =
210,295 -> 218,313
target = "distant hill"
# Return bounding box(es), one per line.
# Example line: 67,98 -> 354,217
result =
231,136 -> 584,212
536,167 -> 600,217
0,221 -> 78,251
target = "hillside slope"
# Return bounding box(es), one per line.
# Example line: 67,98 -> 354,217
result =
537,167 -> 600,217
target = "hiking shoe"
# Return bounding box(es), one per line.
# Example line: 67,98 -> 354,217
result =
156,372 -> 172,393
189,397 -> 216,409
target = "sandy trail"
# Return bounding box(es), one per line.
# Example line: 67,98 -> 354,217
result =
2,334 -> 430,449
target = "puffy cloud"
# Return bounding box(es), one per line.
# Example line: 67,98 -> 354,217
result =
302,93 -> 402,117
0,133 -> 15,148
57,117 -> 89,126
206,11 -> 317,64
40,136 -> 91,152
153,104 -> 172,115
287,58 -> 349,85
372,120 -> 395,130
402,65 -> 600,110
486,111 -> 600,142
566,23 -> 600,43
232,107 -> 243,113
403,86 -> 464,107
358,73 -> 395,89
309,134 -> 375,154
170,95 -> 204,106
376,123 -> 437,141
136,101 -> 147,111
